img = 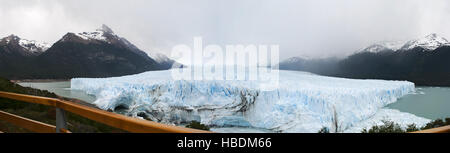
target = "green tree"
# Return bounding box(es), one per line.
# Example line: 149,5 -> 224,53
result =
361,120 -> 405,133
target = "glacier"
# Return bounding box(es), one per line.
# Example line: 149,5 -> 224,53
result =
71,69 -> 429,133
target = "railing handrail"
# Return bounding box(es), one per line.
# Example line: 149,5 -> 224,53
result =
1,91 -> 448,133
0,110 -> 57,133
411,125 -> 450,133
0,91 -> 210,133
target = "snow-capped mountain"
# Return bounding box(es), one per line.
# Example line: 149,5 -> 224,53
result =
358,41 -> 405,53
59,24 -> 113,42
62,24 -> 130,45
1,24 -> 178,79
400,33 -> 450,51
278,33 -> 450,86
31,24 -> 169,78
0,35 -> 52,78
58,24 -> 148,55
0,35 -> 50,55
335,34 -> 450,86
19,39 -> 51,53
60,24 -> 176,68
359,33 -> 450,53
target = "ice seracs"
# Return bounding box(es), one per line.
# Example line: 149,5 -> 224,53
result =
71,69 -> 429,133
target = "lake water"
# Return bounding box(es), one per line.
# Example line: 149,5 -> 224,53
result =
18,81 -> 96,103
386,87 -> 450,120
19,81 -> 450,121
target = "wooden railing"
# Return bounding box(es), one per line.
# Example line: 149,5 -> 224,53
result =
0,91 -> 448,133
0,91 -> 210,133
411,125 -> 450,133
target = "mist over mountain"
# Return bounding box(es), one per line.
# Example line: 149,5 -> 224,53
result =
278,56 -> 340,75
0,25 -> 177,79
279,34 -> 450,86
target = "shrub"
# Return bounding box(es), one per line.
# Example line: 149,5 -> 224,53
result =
405,123 -> 419,132
318,127 -> 330,133
186,121 -> 210,131
360,118 -> 450,133
361,120 -> 405,133
421,118 -> 450,130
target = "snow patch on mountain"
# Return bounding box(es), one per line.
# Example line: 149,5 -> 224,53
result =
401,33 -> 450,51
359,41 -> 406,53
358,33 -> 450,53
18,39 -> 51,53
1,35 -> 50,53
73,24 -> 116,42
75,31 -> 107,41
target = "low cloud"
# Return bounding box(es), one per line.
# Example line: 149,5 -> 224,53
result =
1,0 -> 449,60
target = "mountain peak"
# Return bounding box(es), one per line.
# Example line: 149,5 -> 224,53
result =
426,33 -> 438,38
400,33 -> 449,51
97,24 -> 114,34
6,34 -> 19,38
1,34 -> 50,53
69,25 -> 117,42
359,33 -> 450,53
359,41 -> 406,53
3,34 -> 20,43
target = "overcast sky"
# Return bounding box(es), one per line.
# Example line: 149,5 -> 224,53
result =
1,0 -> 449,60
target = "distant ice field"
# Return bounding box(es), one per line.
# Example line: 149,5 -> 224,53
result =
71,69 -> 430,133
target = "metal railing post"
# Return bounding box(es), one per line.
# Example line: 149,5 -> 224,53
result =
56,108 -> 68,133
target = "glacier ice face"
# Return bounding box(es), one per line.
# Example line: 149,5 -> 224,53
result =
71,69 -> 420,133
344,109 -> 430,133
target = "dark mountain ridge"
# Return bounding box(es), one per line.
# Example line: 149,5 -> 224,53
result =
279,34 -> 450,86
0,25 -> 176,79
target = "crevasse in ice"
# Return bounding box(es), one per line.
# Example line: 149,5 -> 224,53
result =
71,69 -> 428,132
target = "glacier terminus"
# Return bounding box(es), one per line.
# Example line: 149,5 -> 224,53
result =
71,69 -> 430,133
